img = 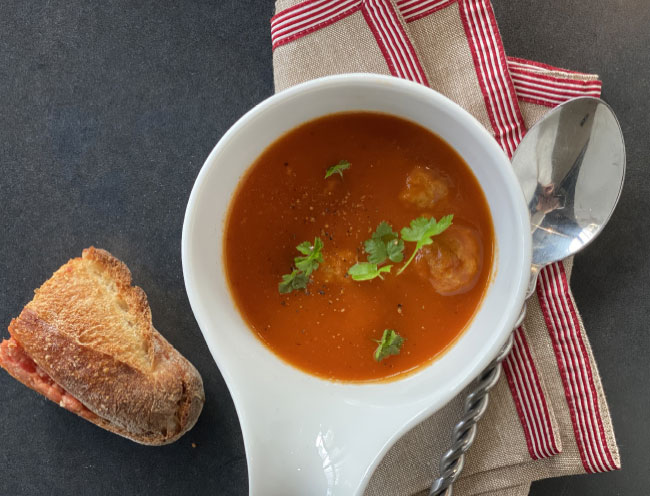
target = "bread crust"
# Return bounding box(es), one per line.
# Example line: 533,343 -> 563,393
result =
6,247 -> 204,445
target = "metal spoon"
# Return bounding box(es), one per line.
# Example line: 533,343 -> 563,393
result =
429,97 -> 626,495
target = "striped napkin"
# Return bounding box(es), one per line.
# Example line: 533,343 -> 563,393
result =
270,1 -> 620,494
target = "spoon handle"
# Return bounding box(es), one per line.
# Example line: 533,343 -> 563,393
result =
428,305 -> 526,496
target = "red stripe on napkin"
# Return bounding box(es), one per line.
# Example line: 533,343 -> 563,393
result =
396,0 -> 457,23
271,0 -> 362,49
458,0 -> 526,158
503,328 -> 561,459
507,56 -> 588,76
362,0 -> 429,84
537,263 -> 620,473
271,0 -> 428,85
507,59 -> 602,107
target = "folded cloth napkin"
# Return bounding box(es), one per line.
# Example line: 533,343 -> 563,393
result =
270,1 -> 621,494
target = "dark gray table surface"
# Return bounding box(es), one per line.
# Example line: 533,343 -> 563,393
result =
1,1 -> 647,495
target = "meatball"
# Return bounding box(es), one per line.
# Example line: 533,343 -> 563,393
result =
416,225 -> 481,295
399,166 -> 449,209
313,248 -> 356,285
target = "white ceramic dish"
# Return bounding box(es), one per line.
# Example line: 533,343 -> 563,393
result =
182,74 -> 531,495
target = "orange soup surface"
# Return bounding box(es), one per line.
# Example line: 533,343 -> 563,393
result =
224,112 -> 494,381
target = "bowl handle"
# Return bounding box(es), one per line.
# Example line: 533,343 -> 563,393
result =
238,390 -> 404,495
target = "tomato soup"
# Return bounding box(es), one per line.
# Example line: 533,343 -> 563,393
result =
224,112 -> 494,381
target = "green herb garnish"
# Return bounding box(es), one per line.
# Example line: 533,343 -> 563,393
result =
364,221 -> 404,264
348,262 -> 392,281
294,237 -> 324,276
324,160 -> 351,179
278,270 -> 309,294
397,215 -> 453,275
374,329 -> 404,362
278,237 -> 324,294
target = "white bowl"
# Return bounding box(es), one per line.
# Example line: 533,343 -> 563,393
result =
182,74 -> 531,495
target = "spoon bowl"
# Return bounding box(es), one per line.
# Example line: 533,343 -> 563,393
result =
512,97 -> 625,288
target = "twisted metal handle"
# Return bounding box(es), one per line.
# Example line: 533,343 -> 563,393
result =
428,305 -> 526,496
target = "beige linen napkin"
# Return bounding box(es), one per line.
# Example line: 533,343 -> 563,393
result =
271,1 -> 620,494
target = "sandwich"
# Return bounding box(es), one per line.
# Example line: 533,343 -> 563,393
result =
0,247 -> 204,445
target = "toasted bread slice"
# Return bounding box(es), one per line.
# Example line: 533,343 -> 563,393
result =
0,247 -> 204,445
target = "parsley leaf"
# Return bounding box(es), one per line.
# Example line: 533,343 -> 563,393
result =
294,237 -> 324,276
348,262 -> 393,281
374,329 -> 404,362
364,221 -> 404,264
324,160 -> 351,179
278,237 -> 324,294
278,270 -> 309,294
397,214 -> 453,275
